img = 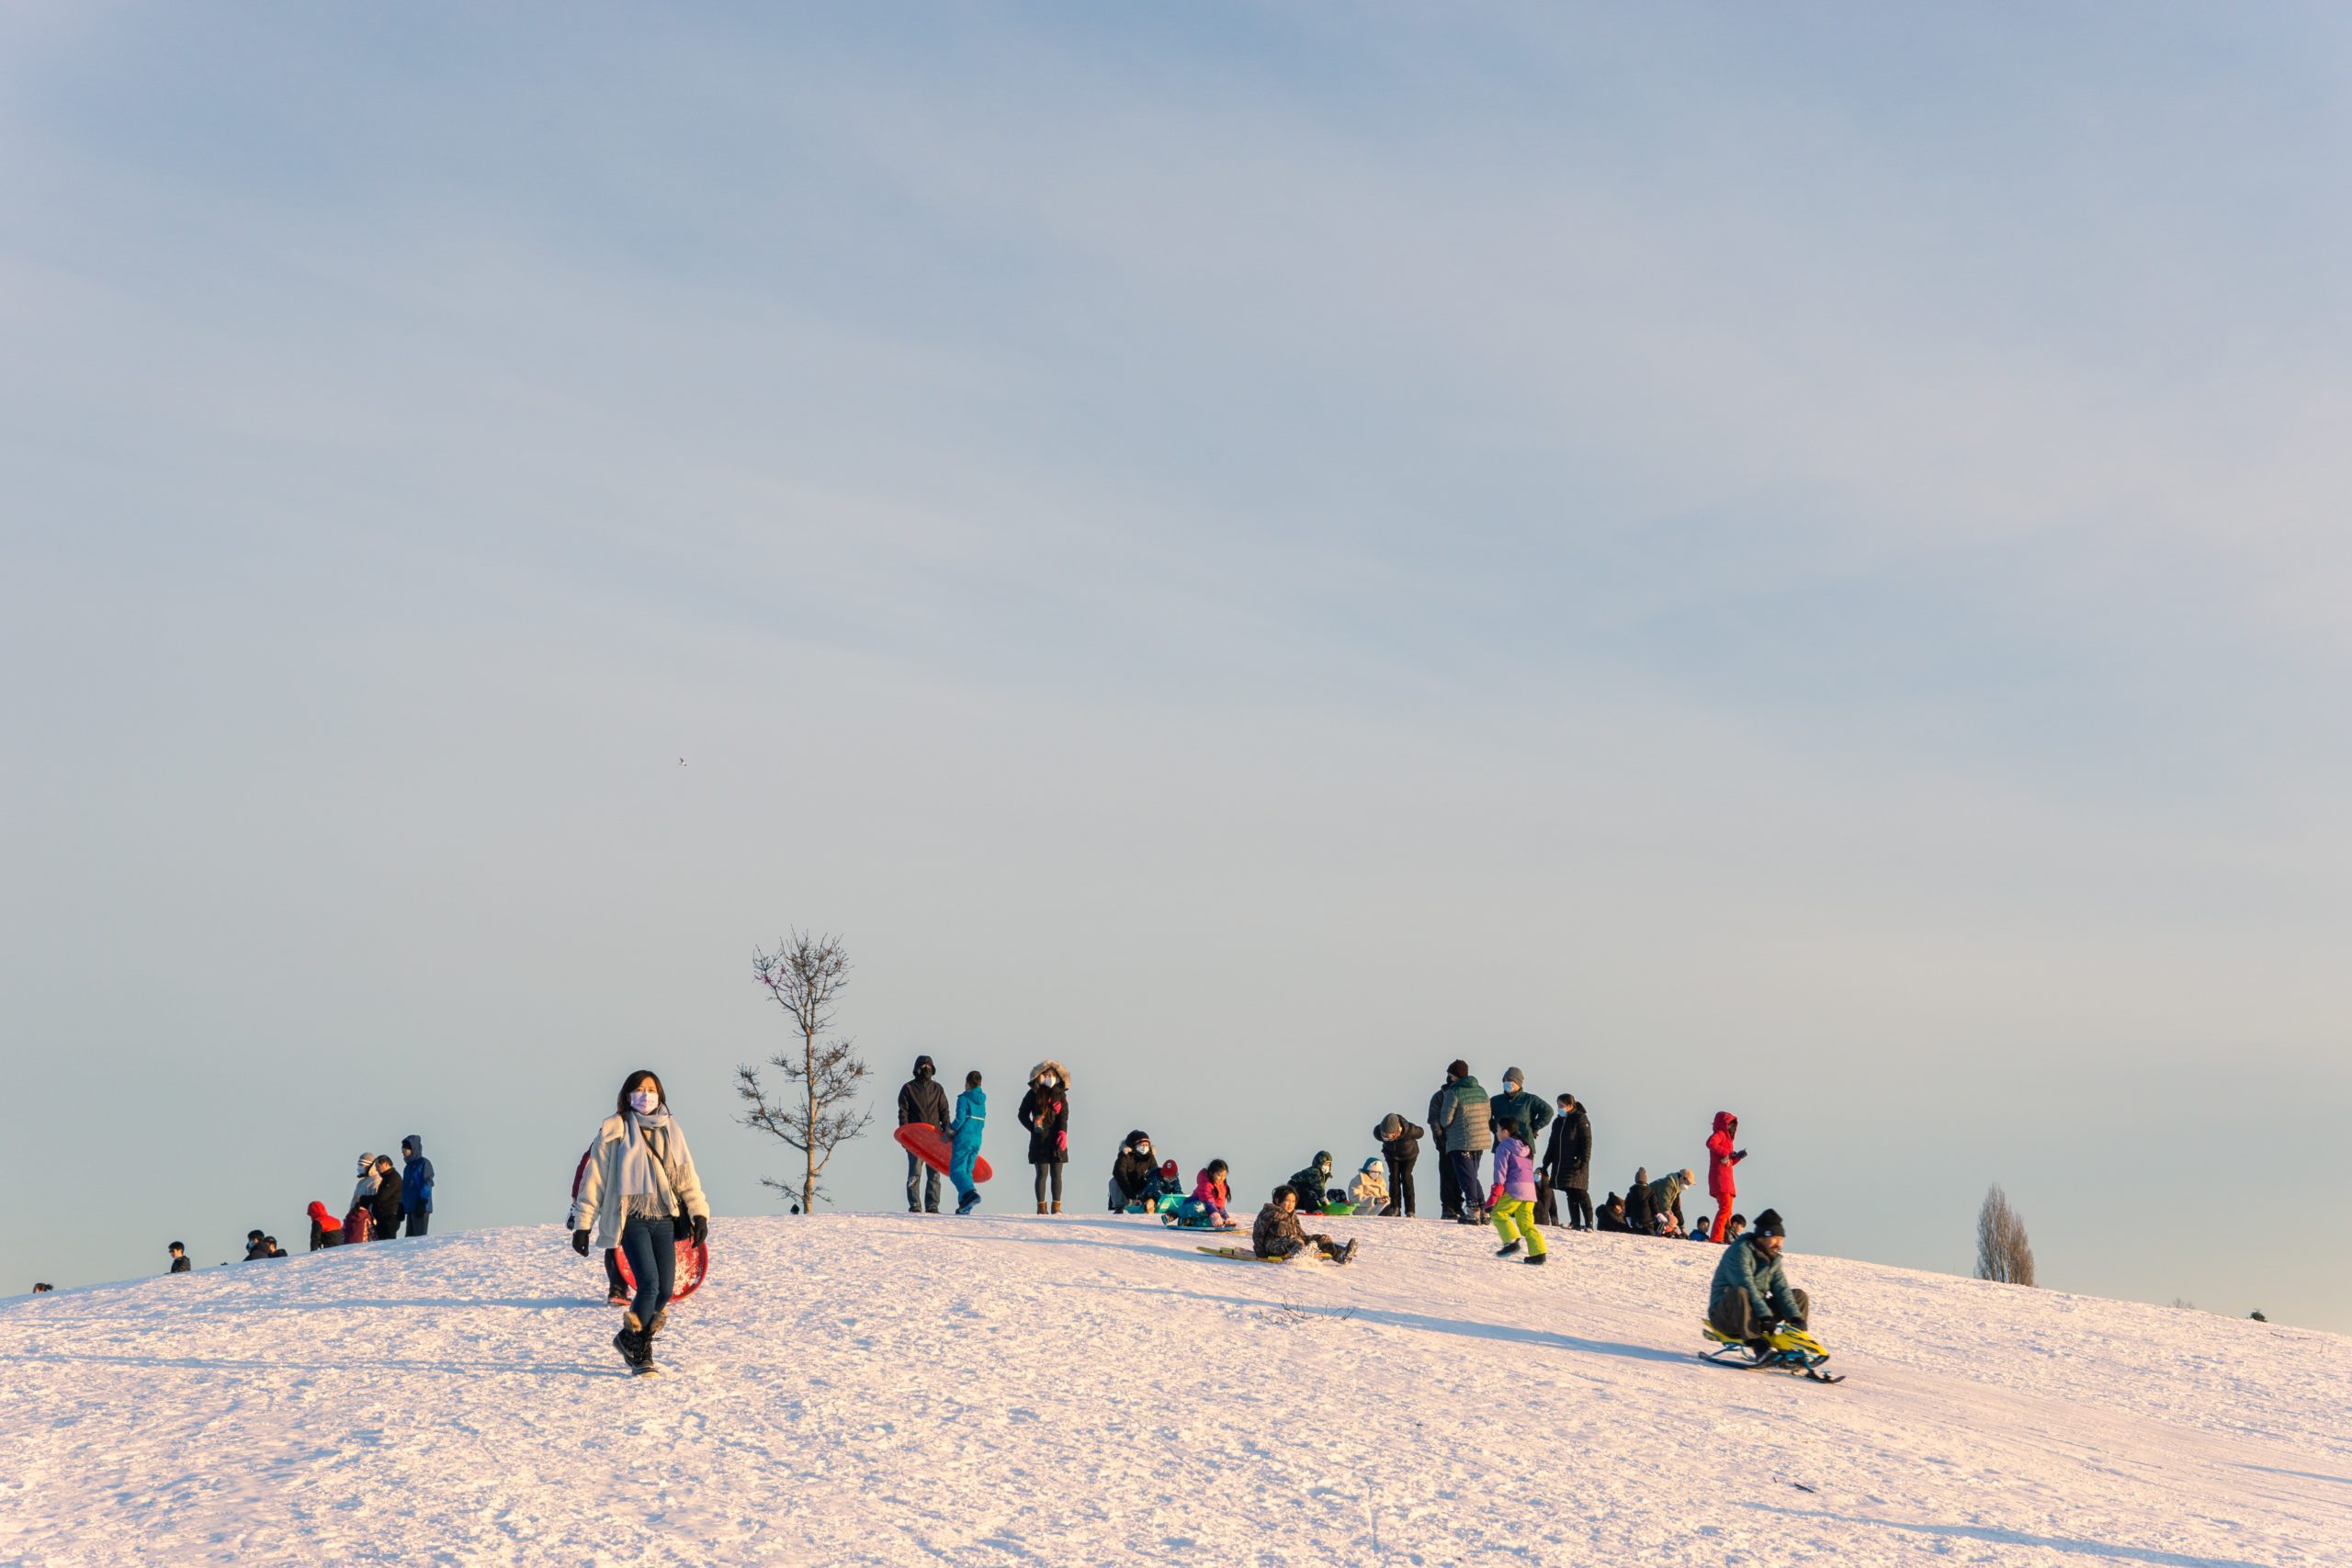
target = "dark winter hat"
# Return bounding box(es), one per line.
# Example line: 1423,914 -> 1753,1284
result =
1751,1208 -> 1785,1239
1447,1058 -> 1470,1078
168,1241 -> 185,1251
1315,1151 -> 1331,1166
1502,1066 -> 1523,1087
913,1055 -> 935,1077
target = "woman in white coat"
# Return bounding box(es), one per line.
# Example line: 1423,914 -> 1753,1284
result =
571,1069 -> 711,1373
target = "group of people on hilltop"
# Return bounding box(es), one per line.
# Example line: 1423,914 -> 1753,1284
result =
894,1056 -> 1067,1218
159,1136 -> 434,1272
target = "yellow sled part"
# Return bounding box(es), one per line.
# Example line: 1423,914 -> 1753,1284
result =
1702,1319 -> 1830,1359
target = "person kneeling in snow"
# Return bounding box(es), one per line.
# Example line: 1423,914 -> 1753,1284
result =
1286,1152 -> 1336,1215
1707,1208 -> 1809,1351
306,1201 -> 345,1251
1110,1130 -> 1159,1213
1252,1185 -> 1357,1264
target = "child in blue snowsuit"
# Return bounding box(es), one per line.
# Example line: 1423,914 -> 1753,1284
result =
949,1071 -> 987,1215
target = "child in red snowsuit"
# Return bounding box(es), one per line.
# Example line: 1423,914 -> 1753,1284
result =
1705,1111 -> 1747,1243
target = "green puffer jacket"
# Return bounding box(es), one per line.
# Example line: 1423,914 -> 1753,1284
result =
1645,1169 -> 1690,1222
1437,1077 -> 1493,1154
1488,1088 -> 1552,1145
1710,1234 -> 1801,1323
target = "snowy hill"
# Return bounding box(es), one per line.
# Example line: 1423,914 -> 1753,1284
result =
4,1213 -> 2346,1566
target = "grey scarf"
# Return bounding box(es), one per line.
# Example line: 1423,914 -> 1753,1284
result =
616,1108 -> 680,1204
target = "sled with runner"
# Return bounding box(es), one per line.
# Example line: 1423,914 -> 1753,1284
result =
1699,1320 -> 1843,1383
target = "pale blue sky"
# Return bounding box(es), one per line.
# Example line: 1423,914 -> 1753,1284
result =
4,6 -> 2347,1328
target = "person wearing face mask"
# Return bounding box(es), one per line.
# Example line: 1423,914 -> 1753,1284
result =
897,1055 -> 952,1214
1109,1130 -> 1159,1213
571,1069 -> 712,1374
344,1152 -> 379,1243
1017,1061 -> 1071,1214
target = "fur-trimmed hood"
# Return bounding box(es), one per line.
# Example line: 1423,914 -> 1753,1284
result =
1028,1059 -> 1071,1087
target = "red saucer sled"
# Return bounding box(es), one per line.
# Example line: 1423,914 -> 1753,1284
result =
573,1145 -> 711,1302
615,1236 -> 709,1302
894,1123 -> 991,1183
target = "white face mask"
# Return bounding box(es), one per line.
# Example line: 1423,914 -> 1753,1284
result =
629,1090 -> 660,1114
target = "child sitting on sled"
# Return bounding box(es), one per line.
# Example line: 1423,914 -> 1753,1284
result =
1168,1159 -> 1239,1230
1251,1185 -> 1356,1264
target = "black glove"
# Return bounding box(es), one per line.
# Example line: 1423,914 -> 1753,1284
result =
1786,1315 -> 1806,1331
571,1229 -> 591,1257
689,1213 -> 708,1247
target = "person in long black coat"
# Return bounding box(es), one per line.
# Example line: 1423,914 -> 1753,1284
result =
1539,1094 -> 1593,1230
1016,1060 -> 1071,1213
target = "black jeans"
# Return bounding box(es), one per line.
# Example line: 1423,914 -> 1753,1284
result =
602,1248 -> 627,1297
906,1149 -> 942,1212
1033,1163 -> 1064,1204
1447,1150 -> 1484,1216
1385,1156 -> 1416,1217
405,1211 -> 430,1237
1563,1186 -> 1593,1229
1534,1176 -> 1557,1227
1437,1154 -> 1462,1218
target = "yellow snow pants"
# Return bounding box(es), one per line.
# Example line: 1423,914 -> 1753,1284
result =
1491,1197 -> 1545,1256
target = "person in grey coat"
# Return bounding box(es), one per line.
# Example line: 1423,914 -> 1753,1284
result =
1434,1061 -> 1493,1224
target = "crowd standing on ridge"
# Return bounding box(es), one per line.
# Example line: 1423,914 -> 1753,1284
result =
878,1046 -> 1811,1353
83,1048 -> 1818,1375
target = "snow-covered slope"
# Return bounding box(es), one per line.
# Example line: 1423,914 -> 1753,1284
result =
4,1213 -> 2346,1565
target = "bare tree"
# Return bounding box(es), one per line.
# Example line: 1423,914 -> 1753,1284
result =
736,931 -> 873,1212
1974,1183 -> 2037,1286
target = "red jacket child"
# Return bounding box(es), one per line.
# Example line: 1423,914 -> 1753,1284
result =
1704,1112 -> 1747,1243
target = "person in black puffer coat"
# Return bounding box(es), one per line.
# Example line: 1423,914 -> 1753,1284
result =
1539,1093 -> 1593,1230
1623,1167 -> 1654,1235
1110,1130 -> 1159,1212
1287,1151 -> 1336,1213
1016,1060 -> 1071,1213
368,1154 -> 404,1241
1373,1112 -> 1422,1217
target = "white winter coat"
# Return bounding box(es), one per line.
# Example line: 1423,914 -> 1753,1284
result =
569,1112 -> 711,1251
